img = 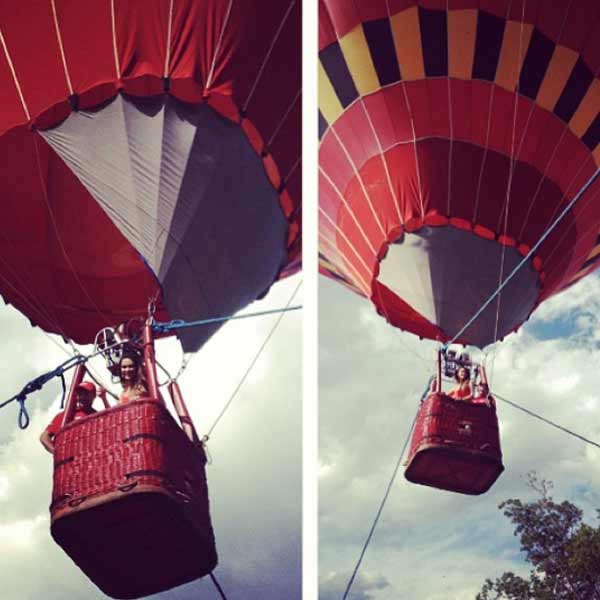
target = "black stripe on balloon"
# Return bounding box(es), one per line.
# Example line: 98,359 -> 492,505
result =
320,43 -> 358,108
319,110 -> 328,140
581,252 -> 600,271
554,58 -> 593,123
419,7 -> 447,77
363,18 -> 401,86
582,112 -> 600,151
473,10 -> 505,81
519,28 -> 554,100
319,254 -> 351,285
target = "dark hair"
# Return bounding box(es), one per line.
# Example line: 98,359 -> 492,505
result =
119,350 -> 146,388
455,366 -> 471,382
119,350 -> 141,368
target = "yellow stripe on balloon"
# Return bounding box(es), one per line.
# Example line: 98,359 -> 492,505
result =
339,24 -> 379,96
447,9 -> 477,80
536,45 -> 578,112
390,6 -> 425,81
495,20 -> 533,92
319,60 -> 344,126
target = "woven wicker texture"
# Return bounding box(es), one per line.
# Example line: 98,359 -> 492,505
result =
405,393 -> 504,495
50,399 -> 217,599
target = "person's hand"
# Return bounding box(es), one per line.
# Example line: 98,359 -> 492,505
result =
97,386 -> 106,399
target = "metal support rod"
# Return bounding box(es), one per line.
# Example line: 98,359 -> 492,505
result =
480,364 -> 489,386
168,380 -> 200,444
61,364 -> 86,428
435,350 -> 442,393
142,324 -> 163,404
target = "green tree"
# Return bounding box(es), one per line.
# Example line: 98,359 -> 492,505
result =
477,473 -> 600,600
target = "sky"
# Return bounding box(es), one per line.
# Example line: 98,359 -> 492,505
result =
319,272 -> 600,600
0,274 -> 301,600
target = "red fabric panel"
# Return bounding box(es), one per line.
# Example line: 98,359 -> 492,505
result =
416,139 -> 451,215
560,1 -> 600,53
375,143 -> 419,224
371,281 -> 446,341
346,151 -> 404,235
0,44 -> 30,133
388,0 -> 423,14
378,84 -> 414,145
0,1 -> 69,121
115,0 -> 168,90
479,0 -> 510,19
244,0 -> 300,157
319,0 -> 337,49
470,81 -> 495,149
321,0 -> 394,42
55,0 -> 116,98
333,100 -> 381,176
450,142 -> 484,220
529,112 -> 567,177
447,0 -> 481,8
0,129 -> 168,342
582,17 -> 600,74
449,79 -> 474,142
506,0 -> 540,23
319,128 -> 356,195
425,79 -> 452,140
535,2 -> 570,42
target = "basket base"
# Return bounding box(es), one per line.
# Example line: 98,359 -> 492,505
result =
51,490 -> 218,599
405,444 -> 504,495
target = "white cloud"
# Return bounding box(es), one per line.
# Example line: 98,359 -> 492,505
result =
319,273 -> 600,599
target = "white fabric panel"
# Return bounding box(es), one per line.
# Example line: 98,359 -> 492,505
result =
377,227 -> 540,347
41,95 -> 288,351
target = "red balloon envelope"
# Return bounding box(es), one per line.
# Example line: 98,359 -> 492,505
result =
0,0 -> 300,352
319,0 -> 600,347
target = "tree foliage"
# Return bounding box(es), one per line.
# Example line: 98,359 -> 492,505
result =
477,473 -> 600,600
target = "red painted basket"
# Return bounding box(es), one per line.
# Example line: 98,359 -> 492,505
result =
50,399 -> 217,599
404,392 -> 504,495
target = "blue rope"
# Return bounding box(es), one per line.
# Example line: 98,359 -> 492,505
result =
444,168 -> 600,349
153,305 -> 302,334
0,354 -> 87,429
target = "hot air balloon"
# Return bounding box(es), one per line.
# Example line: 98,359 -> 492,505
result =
0,0 -> 300,353
319,0 -> 600,349
0,1 -> 300,596
319,0 -> 600,494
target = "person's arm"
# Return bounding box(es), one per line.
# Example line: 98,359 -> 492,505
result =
97,386 -> 111,409
39,429 -> 55,454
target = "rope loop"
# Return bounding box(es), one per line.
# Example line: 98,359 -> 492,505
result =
17,396 -> 30,430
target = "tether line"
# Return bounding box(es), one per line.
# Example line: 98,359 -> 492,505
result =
342,410 -> 418,600
445,167 -> 600,348
209,572 -> 228,600
205,281 -> 301,440
493,391 -> 600,450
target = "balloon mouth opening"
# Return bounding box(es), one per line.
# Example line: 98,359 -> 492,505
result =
374,224 -> 542,347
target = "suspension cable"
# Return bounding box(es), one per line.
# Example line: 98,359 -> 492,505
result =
209,571 -> 228,599
204,281 -> 301,440
153,304 -> 302,334
342,406 -> 419,599
492,391 -> 600,450
444,167 -> 600,348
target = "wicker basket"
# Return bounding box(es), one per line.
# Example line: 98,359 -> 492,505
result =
404,392 -> 504,495
50,399 -> 217,599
